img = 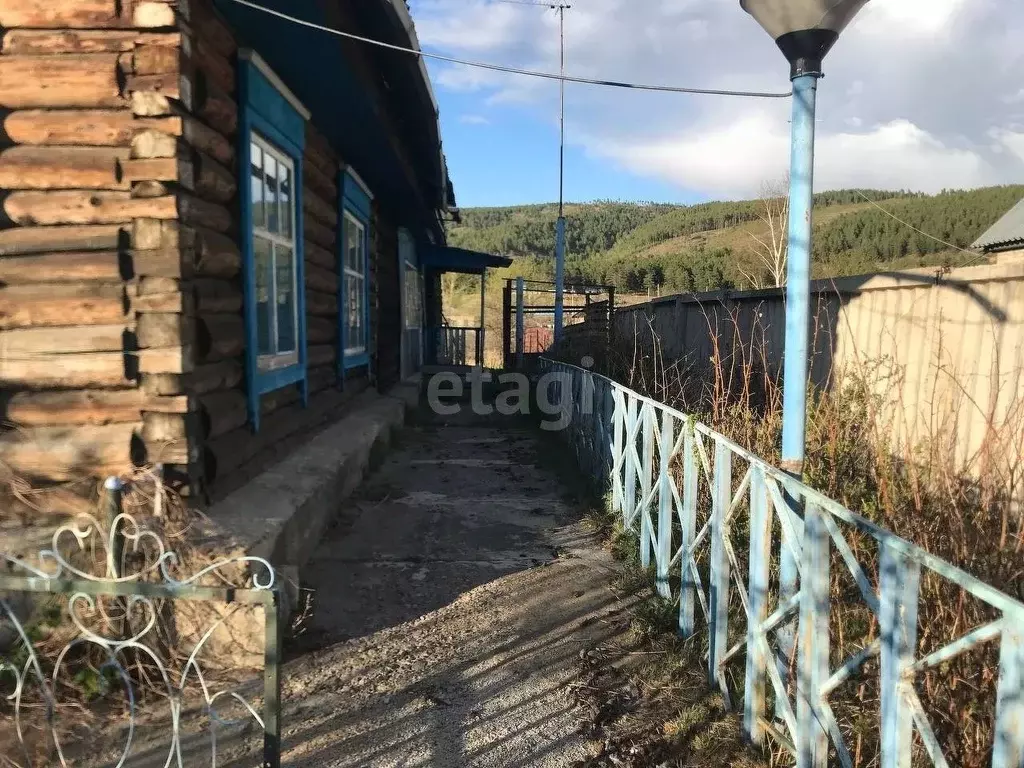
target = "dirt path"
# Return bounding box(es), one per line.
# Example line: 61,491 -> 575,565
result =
276,410 -> 631,767
63,408 -> 757,768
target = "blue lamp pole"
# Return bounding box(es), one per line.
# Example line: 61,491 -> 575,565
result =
740,0 -> 869,478
741,2 -> 868,762
780,71 -> 818,478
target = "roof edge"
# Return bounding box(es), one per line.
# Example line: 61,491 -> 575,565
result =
385,0 -> 450,225
972,197 -> 1024,252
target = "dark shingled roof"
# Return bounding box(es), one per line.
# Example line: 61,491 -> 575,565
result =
973,198 -> 1024,252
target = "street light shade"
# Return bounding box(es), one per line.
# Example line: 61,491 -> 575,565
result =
741,0 -> 869,77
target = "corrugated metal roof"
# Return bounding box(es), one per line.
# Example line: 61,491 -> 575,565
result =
973,197 -> 1024,251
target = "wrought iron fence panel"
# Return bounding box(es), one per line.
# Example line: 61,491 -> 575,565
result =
540,357 -> 1024,768
0,479 -> 283,768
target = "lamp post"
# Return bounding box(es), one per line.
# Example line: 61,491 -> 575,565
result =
553,3 -> 570,344
741,0 -> 868,479
740,3 -> 868,763
494,0 -> 570,343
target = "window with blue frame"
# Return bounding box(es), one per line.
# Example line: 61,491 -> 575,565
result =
339,169 -> 373,372
238,50 -> 310,431
250,135 -> 298,370
343,210 -> 367,358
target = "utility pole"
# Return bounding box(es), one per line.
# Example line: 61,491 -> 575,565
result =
553,2 -> 570,343
494,0 -> 570,342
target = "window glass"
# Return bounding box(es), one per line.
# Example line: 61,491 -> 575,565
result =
279,166 -> 292,239
264,152 -> 279,234
251,141 -> 265,229
347,223 -> 360,271
250,132 -> 298,370
347,275 -> 362,350
276,246 -> 296,353
254,237 -> 273,356
404,264 -> 422,330
343,211 -> 367,356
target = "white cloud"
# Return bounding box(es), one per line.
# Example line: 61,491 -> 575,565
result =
410,0 -> 1024,199
596,118 -> 1009,199
855,0 -> 969,37
414,1 -> 541,53
992,130 -> 1024,165
593,112 -> 788,199
816,121 -> 996,193
434,64 -> 507,93
459,114 -> 491,126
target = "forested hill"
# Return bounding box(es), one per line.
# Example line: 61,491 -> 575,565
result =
446,186 -> 1024,293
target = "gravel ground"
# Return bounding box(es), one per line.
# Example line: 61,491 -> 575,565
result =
273,410 -> 632,767
64,410 -> 637,768
32,407 -> 761,768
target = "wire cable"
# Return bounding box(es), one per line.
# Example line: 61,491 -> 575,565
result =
853,190 -> 982,264
491,0 -> 568,7
223,0 -> 792,99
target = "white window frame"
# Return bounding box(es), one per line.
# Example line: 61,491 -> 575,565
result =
343,210 -> 368,357
251,132 -> 300,372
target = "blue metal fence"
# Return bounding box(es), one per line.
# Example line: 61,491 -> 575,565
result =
540,357 -> 1024,768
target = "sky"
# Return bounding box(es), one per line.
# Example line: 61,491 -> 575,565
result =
407,0 -> 1024,208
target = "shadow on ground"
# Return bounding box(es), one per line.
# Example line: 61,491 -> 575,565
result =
76,404 -> 763,768
256,405 -> 632,766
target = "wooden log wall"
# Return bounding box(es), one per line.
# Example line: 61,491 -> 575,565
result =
374,206 -> 400,391
175,0 -> 370,498
302,124 -> 340,393
0,0 -> 214,484
0,0 -> 375,497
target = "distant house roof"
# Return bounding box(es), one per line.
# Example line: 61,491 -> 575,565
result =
973,198 -> 1024,252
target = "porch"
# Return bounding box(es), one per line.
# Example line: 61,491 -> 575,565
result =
421,244 -> 512,371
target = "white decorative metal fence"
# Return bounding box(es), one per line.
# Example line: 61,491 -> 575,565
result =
540,358 -> 1024,768
0,478 -> 283,768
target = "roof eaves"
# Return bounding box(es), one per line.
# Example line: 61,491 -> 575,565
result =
384,0 -> 452,226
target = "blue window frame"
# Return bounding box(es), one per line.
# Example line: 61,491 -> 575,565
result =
238,50 -> 311,432
338,169 -> 373,374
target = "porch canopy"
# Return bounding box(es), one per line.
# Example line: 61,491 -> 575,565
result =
419,244 -> 512,275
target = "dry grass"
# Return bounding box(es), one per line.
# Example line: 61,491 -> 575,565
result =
1,469 -> 270,765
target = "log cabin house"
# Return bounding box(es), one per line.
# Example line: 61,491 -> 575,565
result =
0,0 -> 508,500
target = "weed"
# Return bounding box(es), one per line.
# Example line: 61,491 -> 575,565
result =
583,495 -> 618,539
630,595 -> 678,642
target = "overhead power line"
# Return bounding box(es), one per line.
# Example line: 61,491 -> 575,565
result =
853,190 -> 981,262
491,0 -> 567,7
223,0 -> 792,99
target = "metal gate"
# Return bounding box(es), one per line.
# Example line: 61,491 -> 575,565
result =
502,279 -> 615,371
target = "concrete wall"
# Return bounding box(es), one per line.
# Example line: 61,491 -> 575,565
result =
609,259 -> 1024,478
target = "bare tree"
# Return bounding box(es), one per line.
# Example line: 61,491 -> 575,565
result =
739,176 -> 789,289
